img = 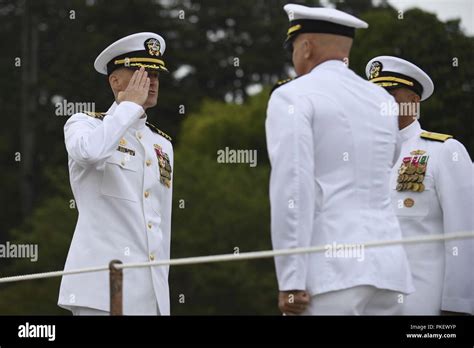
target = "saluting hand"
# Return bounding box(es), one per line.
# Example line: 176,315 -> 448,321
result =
117,67 -> 150,107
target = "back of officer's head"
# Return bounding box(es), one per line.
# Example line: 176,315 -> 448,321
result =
291,32 -> 353,76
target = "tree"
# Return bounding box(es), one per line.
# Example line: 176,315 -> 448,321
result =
0,167 -> 76,314
169,90 -> 277,314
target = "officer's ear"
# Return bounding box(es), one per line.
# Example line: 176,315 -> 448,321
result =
108,71 -> 120,91
302,39 -> 312,59
410,92 -> 421,104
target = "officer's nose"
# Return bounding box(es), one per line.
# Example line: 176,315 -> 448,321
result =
149,73 -> 159,87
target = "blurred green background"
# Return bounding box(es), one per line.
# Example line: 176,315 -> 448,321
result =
0,0 -> 472,315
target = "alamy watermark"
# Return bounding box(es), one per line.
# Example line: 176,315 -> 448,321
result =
217,147 -> 257,167
324,242 -> 365,262
380,100 -> 420,118
55,99 -> 95,116
0,241 -> 38,262
18,322 -> 55,341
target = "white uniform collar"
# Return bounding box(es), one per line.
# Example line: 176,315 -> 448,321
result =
399,119 -> 422,142
311,59 -> 348,73
106,101 -> 147,130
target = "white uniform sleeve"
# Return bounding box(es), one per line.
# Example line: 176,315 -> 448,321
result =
265,89 -> 314,291
64,101 -> 144,165
391,97 -> 401,166
393,130 -> 403,167
436,139 -> 474,314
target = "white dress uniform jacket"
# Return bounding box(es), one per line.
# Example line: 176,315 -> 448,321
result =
58,101 -> 173,315
266,60 -> 414,296
392,120 -> 474,314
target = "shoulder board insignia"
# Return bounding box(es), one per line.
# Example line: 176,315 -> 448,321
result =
84,111 -> 106,120
270,78 -> 295,95
420,131 -> 453,142
146,122 -> 172,142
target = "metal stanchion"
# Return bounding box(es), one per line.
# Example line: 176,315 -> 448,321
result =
109,260 -> 123,316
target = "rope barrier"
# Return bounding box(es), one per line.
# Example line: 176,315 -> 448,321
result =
117,231 -> 474,270
0,265 -> 109,284
0,231 -> 472,284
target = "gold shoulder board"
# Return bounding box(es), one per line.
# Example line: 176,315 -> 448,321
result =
147,122 -> 172,142
420,131 -> 453,142
84,111 -> 106,120
270,78 -> 295,95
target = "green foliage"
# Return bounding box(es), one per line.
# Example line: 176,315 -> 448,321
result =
170,90 -> 277,314
0,167 -> 75,315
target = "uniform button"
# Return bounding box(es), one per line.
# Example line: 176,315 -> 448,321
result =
137,132 -> 142,140
149,254 -> 155,261
121,160 -> 125,166
144,191 -> 150,198
147,222 -> 152,229
146,159 -> 152,166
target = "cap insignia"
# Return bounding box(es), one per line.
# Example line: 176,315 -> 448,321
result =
144,38 -> 161,57
369,61 -> 383,79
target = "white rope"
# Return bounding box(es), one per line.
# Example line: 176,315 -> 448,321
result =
0,265 -> 109,284
117,231 -> 474,270
0,231 -> 472,284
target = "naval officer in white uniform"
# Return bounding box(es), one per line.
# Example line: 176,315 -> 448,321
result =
366,56 -> 474,315
266,4 -> 414,315
58,32 -> 174,315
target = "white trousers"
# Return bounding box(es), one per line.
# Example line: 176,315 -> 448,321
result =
71,306 -> 110,316
302,285 -> 403,315
70,305 -> 160,316
400,280 -> 442,315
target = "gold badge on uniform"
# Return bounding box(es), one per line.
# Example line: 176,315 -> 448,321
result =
116,138 -> 135,156
403,198 -> 415,208
396,151 -> 429,192
154,144 -> 172,188
410,149 -> 426,156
